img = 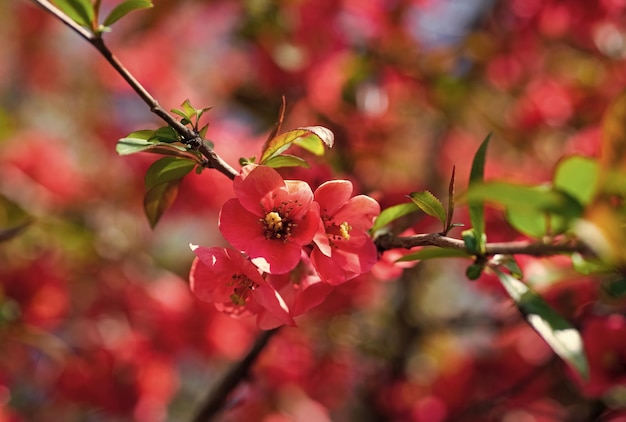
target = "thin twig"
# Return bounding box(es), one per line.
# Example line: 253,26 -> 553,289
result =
191,328 -> 280,422
375,232 -> 589,256
31,0 -> 238,180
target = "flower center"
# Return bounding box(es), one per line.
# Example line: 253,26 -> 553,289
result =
339,222 -> 351,240
265,211 -> 283,231
323,215 -> 352,245
262,210 -> 295,240
229,273 -> 258,306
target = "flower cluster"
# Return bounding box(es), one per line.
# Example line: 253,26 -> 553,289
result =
189,164 -> 380,328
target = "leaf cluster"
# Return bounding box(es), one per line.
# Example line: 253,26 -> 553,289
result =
52,0 -> 153,34
116,99 -> 335,227
372,134 -> 608,381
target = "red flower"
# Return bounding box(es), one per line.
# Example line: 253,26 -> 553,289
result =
257,253 -> 335,329
311,180 -> 380,285
189,245 -> 294,328
219,165 -> 320,274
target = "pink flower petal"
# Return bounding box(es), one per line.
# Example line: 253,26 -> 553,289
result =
256,313 -> 283,330
234,165 -> 285,214
250,239 -> 302,274
334,195 -> 380,231
189,246 -> 294,327
334,237 -> 378,274
292,277 -> 334,315
311,235 -> 378,285
282,180 -> 314,219
189,257 -> 217,302
314,180 -> 353,216
313,219 -> 332,257
219,198 -> 266,250
265,253 -> 335,318
288,207 -> 321,245
252,284 -> 295,327
310,249 -> 348,285
191,246 -> 265,303
215,300 -> 257,319
190,247 -> 241,302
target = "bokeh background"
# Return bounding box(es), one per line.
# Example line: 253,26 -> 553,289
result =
1,0 -> 626,421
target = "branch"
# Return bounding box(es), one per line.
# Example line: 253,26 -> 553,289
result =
375,232 -> 590,256
31,0 -> 238,180
191,328 -> 280,422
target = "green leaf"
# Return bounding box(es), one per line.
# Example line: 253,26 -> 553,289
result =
464,182 -> 584,219
195,107 -> 212,123
445,166 -> 456,233
505,186 -> 568,238
115,138 -> 160,155
408,191 -> 447,230
149,126 -> 180,143
371,202 -> 419,233
505,207 -> 550,238
554,156 -> 599,206
171,100 -> 211,129
172,100 -> 194,124
494,268 -> 589,380
260,126 -> 334,163
115,138 -> 187,155
466,263 -> 484,280
116,131 -> 197,161
296,126 -> 334,152
103,0 -> 153,27
263,154 -> 310,169
293,134 -> 325,156
116,130 -> 154,155
397,247 -> 472,262
491,254 -> 523,279
571,253 -> 614,275
181,99 -> 196,120
144,181 -> 181,229
123,129 -> 154,140
602,277 -> 626,298
145,157 -> 195,191
468,133 -> 491,253
462,229 -> 485,255
53,0 -> 95,27
171,108 -> 190,122
143,146 -> 202,162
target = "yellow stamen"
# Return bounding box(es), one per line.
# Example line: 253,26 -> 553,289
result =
339,222 -> 351,240
265,211 -> 283,231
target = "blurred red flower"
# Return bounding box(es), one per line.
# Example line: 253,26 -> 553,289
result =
576,314 -> 626,397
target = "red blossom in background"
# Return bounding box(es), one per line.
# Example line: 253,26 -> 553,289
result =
219,165 -> 320,274
311,180 -> 380,285
575,314 -> 626,397
8,0 -> 626,420
189,245 -> 294,328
